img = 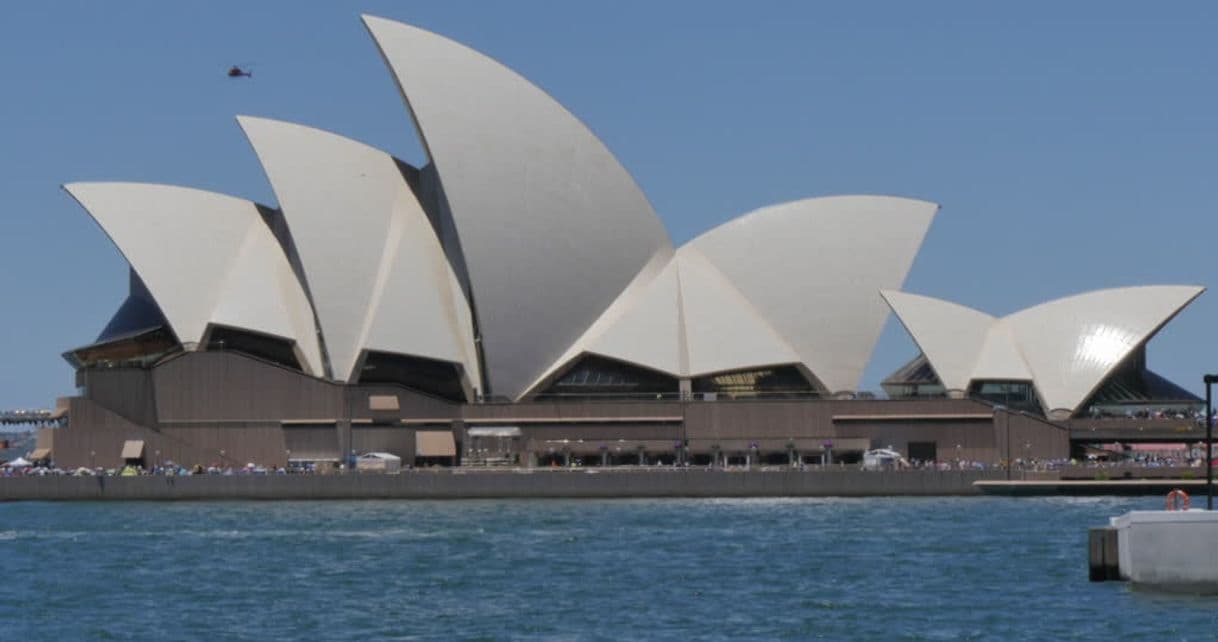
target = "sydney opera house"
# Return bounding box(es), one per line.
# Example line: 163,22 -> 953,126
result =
47,16 -> 1204,470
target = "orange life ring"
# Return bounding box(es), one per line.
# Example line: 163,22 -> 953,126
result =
1166,488 -> 1191,511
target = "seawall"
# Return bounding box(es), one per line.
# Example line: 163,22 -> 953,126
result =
0,469 -> 1003,501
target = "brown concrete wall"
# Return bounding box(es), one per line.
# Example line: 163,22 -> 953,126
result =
55,397 -> 153,469
681,398 -> 1029,463
80,367 -> 157,426
829,420 -> 995,462
683,397 -> 997,441
346,385 -> 458,422
153,352 -> 343,422
0,469 -> 1004,501
465,400 -> 685,422
55,397 -> 290,469
516,423 -> 681,443
57,356 -> 1072,470
997,410 -> 1070,462
161,424 -> 289,468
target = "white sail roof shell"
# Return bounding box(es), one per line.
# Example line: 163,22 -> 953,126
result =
676,248 -> 802,377
685,195 -> 937,392
363,15 -> 673,400
972,325 -> 1033,383
529,195 -> 935,393
63,182 -> 324,375
884,286 -> 1204,415
238,116 -> 479,390
545,247 -> 802,383
1003,286 -> 1204,414
578,257 -> 685,377
881,290 -> 1001,392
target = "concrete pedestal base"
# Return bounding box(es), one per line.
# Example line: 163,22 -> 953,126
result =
1111,510 -> 1218,593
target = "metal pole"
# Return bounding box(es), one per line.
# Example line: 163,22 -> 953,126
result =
1206,375 -> 1214,511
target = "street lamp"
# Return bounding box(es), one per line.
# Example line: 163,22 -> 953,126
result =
1203,374 -> 1218,510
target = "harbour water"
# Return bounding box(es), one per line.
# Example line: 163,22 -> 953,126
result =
0,496 -> 1214,640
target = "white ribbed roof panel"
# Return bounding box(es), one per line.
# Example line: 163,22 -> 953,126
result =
677,248 -> 801,377
1003,286 -> 1204,414
238,116 -> 479,389
880,290 -> 994,392
582,259 -> 684,376
972,324 -> 1033,382
63,182 -> 323,375
363,15 -> 673,400
688,196 -> 937,393
886,286 -> 1203,415
521,252 -> 679,393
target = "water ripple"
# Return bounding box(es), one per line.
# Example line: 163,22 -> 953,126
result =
0,497 -> 1215,640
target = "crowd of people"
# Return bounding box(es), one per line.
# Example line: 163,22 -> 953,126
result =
0,461 -> 325,478
1086,406 -> 1208,422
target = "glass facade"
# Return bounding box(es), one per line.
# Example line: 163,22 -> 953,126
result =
64,326 -> 181,370
968,380 -> 1042,415
539,355 -> 678,400
205,325 -> 303,372
692,365 -> 820,399
881,355 -> 946,399
1078,347 -> 1201,418
357,351 -> 468,402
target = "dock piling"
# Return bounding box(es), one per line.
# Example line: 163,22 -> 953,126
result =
1088,526 -> 1120,582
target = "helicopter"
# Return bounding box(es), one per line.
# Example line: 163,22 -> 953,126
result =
227,65 -> 253,78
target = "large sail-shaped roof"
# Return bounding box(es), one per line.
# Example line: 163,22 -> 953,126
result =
685,195 -> 937,392
1004,286 -> 1204,414
363,15 -> 673,400
884,286 -> 1205,415
63,182 -> 324,375
528,195 -> 936,394
238,116 -> 480,391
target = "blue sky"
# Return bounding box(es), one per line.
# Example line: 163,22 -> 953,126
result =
0,1 -> 1214,409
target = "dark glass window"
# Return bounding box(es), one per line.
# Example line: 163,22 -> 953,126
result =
540,355 -> 677,400
206,326 -> 302,371
358,351 -> 467,402
692,365 -> 819,399
64,326 -> 180,369
1078,347 -> 1200,418
968,380 -> 1042,415
881,354 -> 946,399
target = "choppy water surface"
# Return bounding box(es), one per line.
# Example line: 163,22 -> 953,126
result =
0,496 -> 1213,640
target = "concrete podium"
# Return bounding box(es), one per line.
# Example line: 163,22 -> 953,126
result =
1107,510 -> 1218,592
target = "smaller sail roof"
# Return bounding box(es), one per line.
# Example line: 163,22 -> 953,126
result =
884,285 -> 1205,415
63,182 -> 324,375
579,258 -> 685,377
677,248 -> 801,377
687,195 -> 937,393
880,290 -> 998,392
1003,286 -> 1204,414
238,116 -> 479,392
